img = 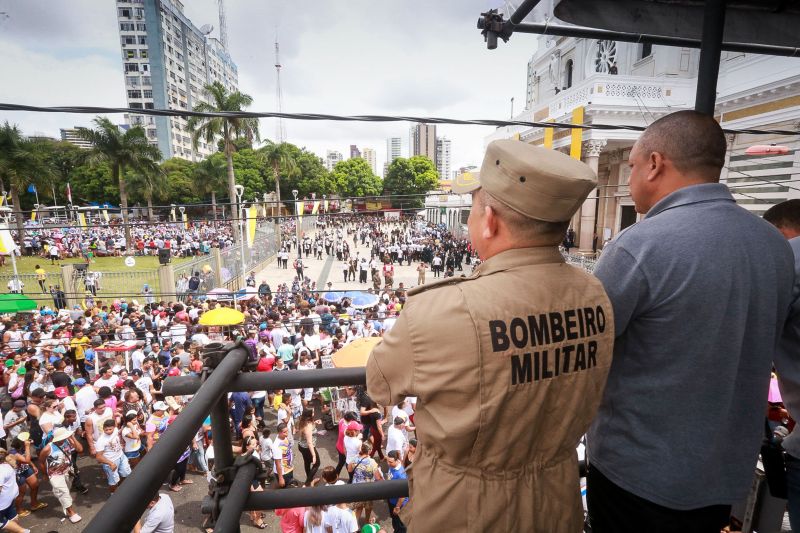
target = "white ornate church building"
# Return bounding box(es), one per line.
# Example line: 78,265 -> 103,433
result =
486,3 -> 800,253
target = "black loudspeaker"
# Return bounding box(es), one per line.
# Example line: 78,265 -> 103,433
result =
73,263 -> 87,273
158,248 -> 171,265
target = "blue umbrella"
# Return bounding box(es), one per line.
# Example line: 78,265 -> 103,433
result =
322,291 -> 348,302
346,291 -> 380,309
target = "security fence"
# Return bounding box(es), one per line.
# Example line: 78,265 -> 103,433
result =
84,343 -> 408,533
72,268 -> 160,299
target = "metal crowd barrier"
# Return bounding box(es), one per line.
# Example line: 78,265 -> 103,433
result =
84,342 -> 409,533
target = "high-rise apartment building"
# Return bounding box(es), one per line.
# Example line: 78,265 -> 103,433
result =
115,0 -> 239,161
361,147 -> 377,175
410,123 -> 437,164
436,137 -> 451,181
326,150 -> 343,171
386,137 -> 402,165
59,128 -> 94,149
349,145 -> 361,159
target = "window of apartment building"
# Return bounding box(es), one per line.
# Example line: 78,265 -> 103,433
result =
125,49 -> 136,59
138,36 -> 146,45
168,45 -> 173,54
141,64 -> 149,72
142,76 -> 151,85
147,129 -> 157,139
639,42 -> 653,60
122,36 -> 135,45
134,8 -> 144,18
120,22 -> 135,31
170,72 -> 176,81
139,49 -> 148,59
135,23 -> 146,31
127,90 -> 142,99
172,97 -> 178,105
119,8 -> 131,18
143,89 -> 153,98
127,76 -> 139,86
124,63 -> 139,72
144,102 -> 154,109
564,59 -> 574,89
129,102 -> 143,109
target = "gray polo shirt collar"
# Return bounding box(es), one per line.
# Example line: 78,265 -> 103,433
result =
646,182 -> 734,220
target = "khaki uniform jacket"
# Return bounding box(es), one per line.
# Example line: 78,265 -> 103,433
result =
367,247 -> 614,532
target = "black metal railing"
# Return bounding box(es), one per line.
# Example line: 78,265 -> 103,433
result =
84,343 -> 409,533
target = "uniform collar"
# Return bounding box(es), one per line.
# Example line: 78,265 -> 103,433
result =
646,182 -> 733,220
472,246 -> 564,277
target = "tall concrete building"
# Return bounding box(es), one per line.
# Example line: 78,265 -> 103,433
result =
59,128 -> 94,149
349,145 -> 361,159
386,136 -> 403,164
326,150 -> 343,171
436,137 -> 451,180
410,123 -> 437,164
116,0 -> 239,161
361,147 -> 377,175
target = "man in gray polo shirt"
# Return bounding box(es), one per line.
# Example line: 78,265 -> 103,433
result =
587,110 -> 795,532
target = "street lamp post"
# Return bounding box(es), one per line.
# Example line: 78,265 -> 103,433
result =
292,189 -> 300,259
234,185 -> 246,288
0,206 -> 20,289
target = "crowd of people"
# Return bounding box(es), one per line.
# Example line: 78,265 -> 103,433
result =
0,214 -> 482,532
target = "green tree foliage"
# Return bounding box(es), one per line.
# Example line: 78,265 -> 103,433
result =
258,141 -> 298,214
275,145 -> 337,199
76,117 -> 162,248
383,156 -> 440,208
331,158 -> 383,198
70,162 -> 118,205
193,154 -> 228,219
44,141 -> 86,204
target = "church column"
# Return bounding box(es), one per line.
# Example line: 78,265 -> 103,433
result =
578,139 -> 607,253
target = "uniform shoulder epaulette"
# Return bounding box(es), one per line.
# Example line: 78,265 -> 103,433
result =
407,275 -> 470,297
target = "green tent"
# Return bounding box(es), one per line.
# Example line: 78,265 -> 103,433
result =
0,294 -> 38,314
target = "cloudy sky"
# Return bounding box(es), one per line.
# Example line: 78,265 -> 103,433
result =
0,0 -> 536,174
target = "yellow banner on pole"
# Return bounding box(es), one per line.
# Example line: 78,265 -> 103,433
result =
170,207 -> 176,222
102,209 -> 109,222
261,203 -> 268,218
311,201 -> 320,215
323,199 -> 329,212
0,224 -> 15,255
296,200 -> 303,223
247,206 -> 257,248
78,212 -> 86,229
570,106 -> 584,160
30,210 -> 36,222
543,119 -> 555,148
182,213 -> 189,230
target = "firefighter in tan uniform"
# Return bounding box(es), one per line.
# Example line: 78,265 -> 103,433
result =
367,140 -> 614,532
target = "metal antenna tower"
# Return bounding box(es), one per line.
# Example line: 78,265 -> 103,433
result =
275,38 -> 286,143
217,0 -> 228,49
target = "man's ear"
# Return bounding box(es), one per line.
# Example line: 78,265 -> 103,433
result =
646,151 -> 667,183
482,205 -> 498,240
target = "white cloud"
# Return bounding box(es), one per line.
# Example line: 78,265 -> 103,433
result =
0,0 -> 536,174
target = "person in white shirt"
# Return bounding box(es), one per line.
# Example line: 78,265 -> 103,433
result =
74,379 -> 98,424
324,502 -> 359,533
135,492 -> 174,533
94,419 -> 131,492
386,417 -> 409,462
131,347 -> 146,371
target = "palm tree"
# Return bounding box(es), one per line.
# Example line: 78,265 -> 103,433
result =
127,164 -> 167,222
187,82 -> 259,241
76,117 -> 162,249
259,140 -> 298,218
0,122 -> 54,242
193,156 -> 228,220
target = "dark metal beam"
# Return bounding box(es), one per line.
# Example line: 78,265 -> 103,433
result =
511,22 -> 800,58
246,480 -> 409,511
163,367 -> 367,397
210,395 -> 235,471
213,462 -> 258,533
84,347 -> 249,533
508,0 -> 542,25
695,0 -> 727,114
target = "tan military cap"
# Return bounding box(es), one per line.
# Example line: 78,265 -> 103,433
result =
451,139 -> 597,222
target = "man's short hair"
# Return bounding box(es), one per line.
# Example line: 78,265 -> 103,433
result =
636,110 -> 727,178
276,422 -> 287,433
387,450 -> 401,461
764,200 -> 800,232
478,189 -> 569,245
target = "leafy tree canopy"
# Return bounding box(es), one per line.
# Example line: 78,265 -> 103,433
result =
383,156 -> 440,207
331,158 -> 383,198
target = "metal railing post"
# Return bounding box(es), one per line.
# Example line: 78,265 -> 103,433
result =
214,461 -> 258,533
84,346 -> 248,533
211,395 -> 235,471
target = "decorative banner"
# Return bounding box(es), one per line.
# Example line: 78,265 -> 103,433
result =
323,198 -> 329,212
182,213 -> 189,230
170,206 -> 176,222
78,212 -> 87,229
66,183 -> 72,203
570,106 -> 584,160
0,224 -> 15,254
296,200 -> 303,223
30,210 -> 36,222
102,209 -> 110,222
366,201 -> 382,211
0,195 -> 5,207
544,118 -> 555,148
261,202 -> 268,218
246,206 -> 257,248
311,201 -> 320,215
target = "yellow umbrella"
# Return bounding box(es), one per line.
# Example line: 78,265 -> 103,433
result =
199,307 -> 245,327
332,337 -> 382,368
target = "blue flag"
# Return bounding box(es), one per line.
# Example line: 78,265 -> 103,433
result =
27,184 -> 36,194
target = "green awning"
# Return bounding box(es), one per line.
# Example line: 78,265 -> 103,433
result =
0,294 -> 38,313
